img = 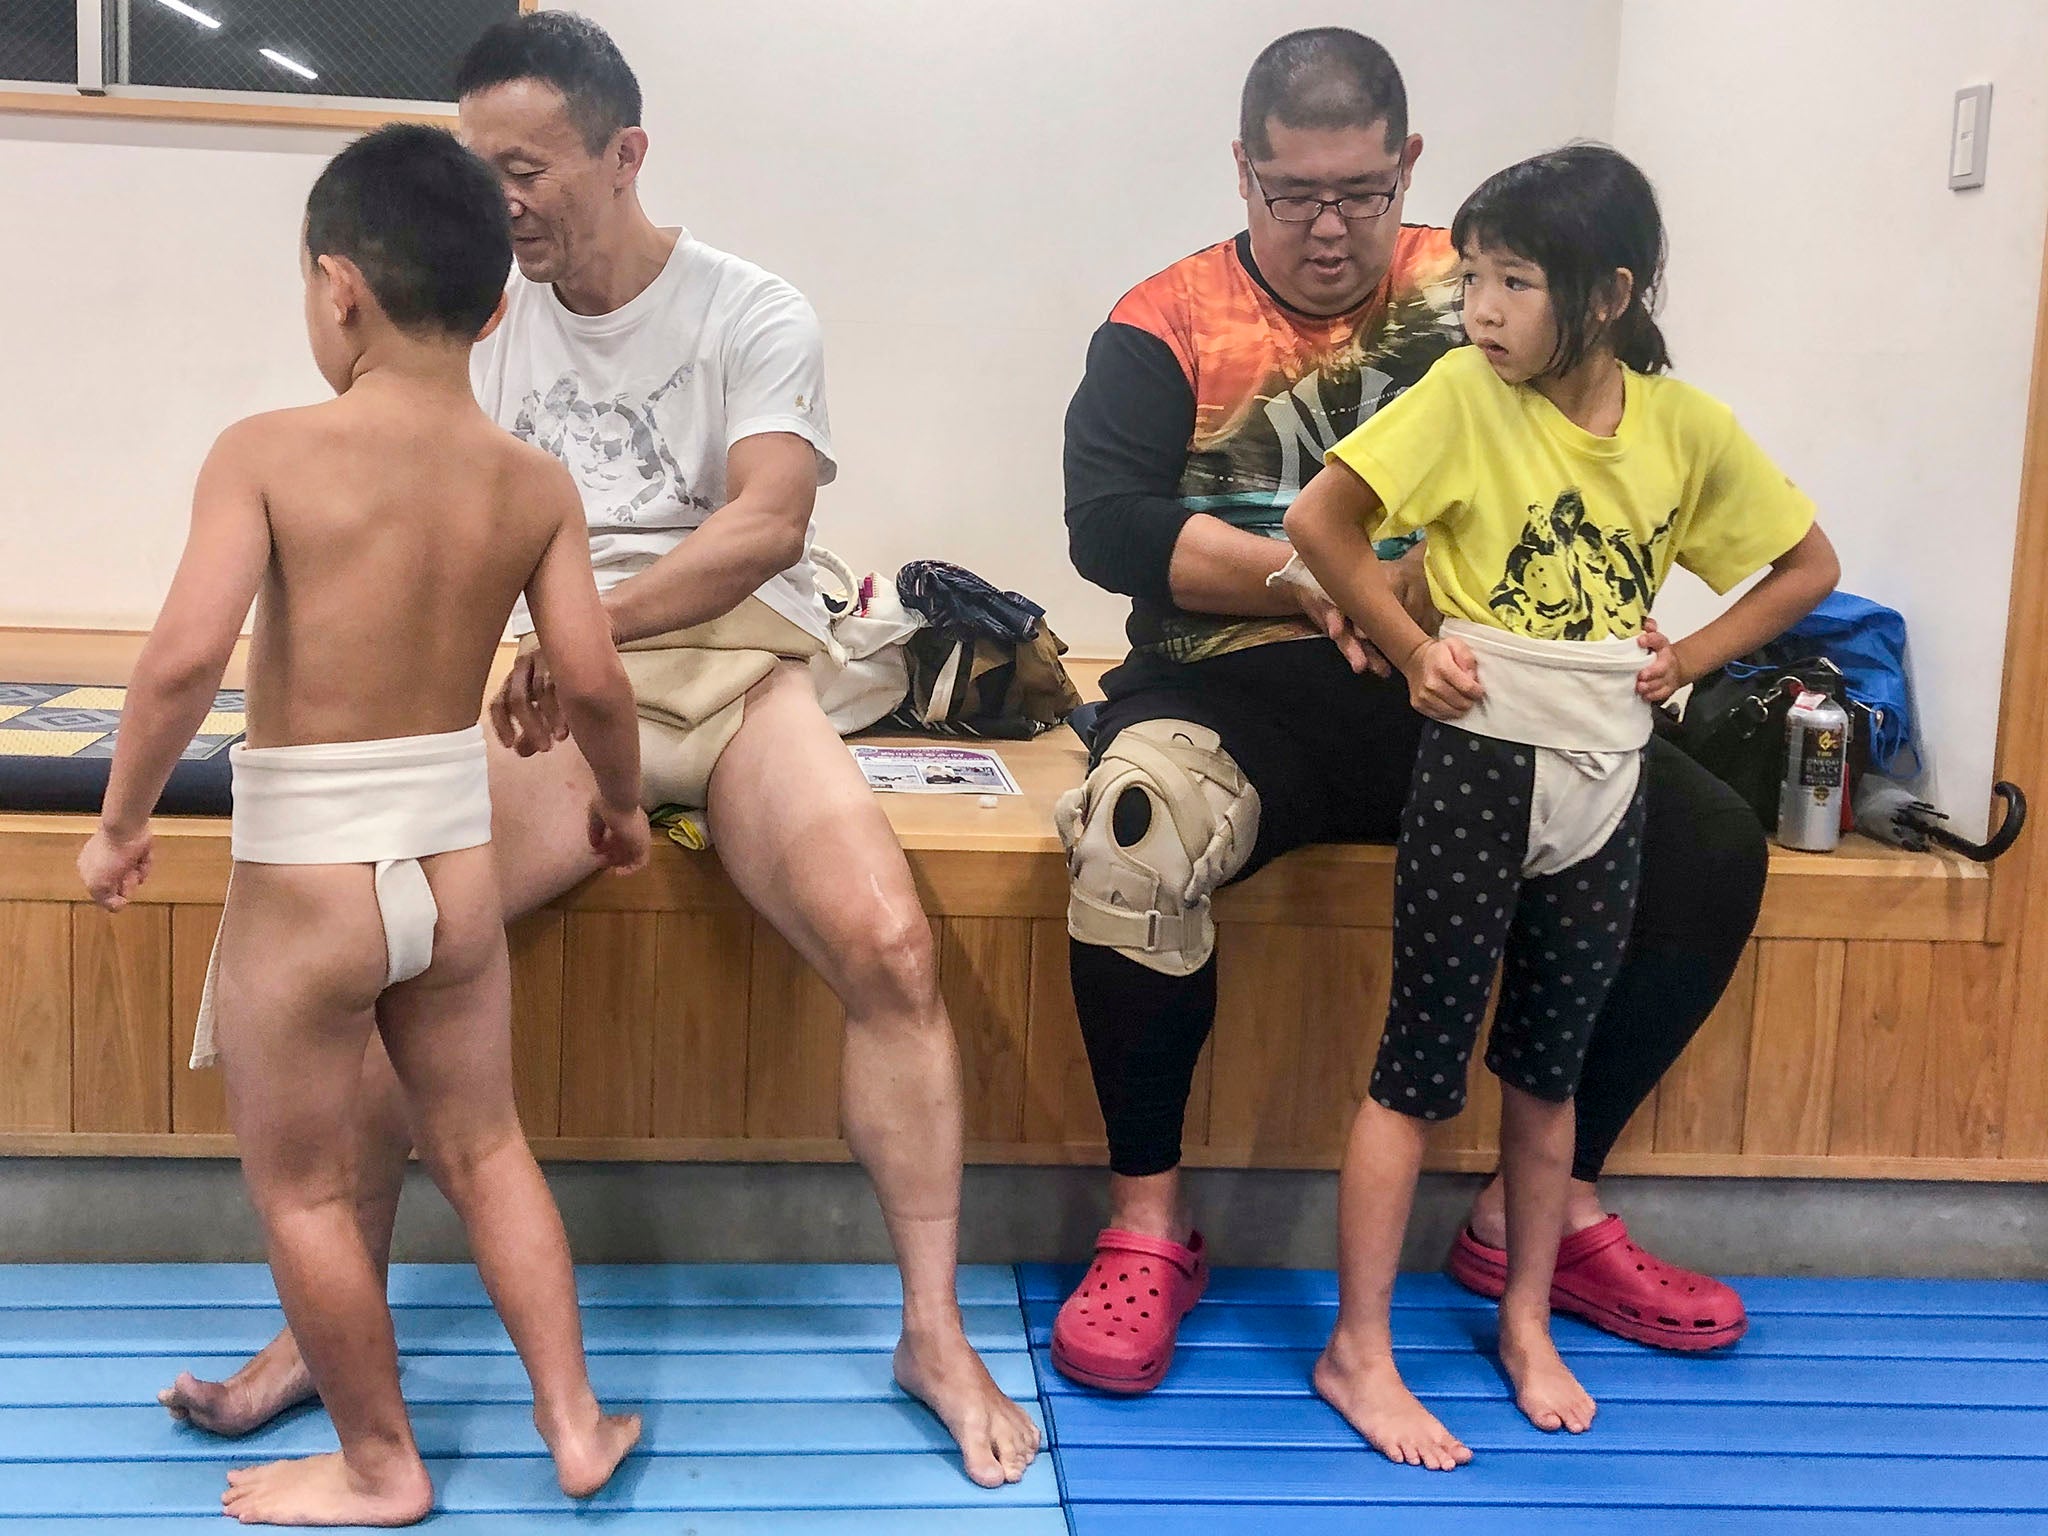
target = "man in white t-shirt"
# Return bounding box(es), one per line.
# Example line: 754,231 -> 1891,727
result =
159,11 -> 1041,1489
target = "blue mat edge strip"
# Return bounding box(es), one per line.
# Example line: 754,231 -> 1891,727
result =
1014,1264 -> 1078,1536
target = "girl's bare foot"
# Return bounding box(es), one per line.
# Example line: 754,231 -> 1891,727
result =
1498,1309 -> 1596,1433
535,1399 -> 642,1498
220,1450 -> 432,1527
161,1331 -> 316,1438
894,1323 -> 1043,1487
1313,1331 -> 1471,1471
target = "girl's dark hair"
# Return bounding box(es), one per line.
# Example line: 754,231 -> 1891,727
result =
1451,142 -> 1671,377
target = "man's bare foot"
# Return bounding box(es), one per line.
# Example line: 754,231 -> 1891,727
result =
893,1323 -> 1042,1488
220,1450 -> 432,1527
161,1331 -> 316,1438
1313,1332 -> 1472,1471
535,1400 -> 642,1499
1498,1309 -> 1596,1433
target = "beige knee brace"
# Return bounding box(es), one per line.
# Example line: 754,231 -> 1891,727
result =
1053,720 -> 1261,976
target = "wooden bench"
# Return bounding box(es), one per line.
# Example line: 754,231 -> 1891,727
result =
3,628 -> 2028,1184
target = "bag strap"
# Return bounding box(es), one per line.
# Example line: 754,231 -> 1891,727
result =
810,545 -> 859,605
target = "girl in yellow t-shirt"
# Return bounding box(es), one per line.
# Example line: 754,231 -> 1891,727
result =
1281,144 -> 1838,1471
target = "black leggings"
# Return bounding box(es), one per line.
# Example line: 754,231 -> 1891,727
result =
1375,724 -> 1645,1122
1072,640 -> 1767,1180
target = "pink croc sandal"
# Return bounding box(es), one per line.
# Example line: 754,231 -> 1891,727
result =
1448,1214 -> 1747,1352
1051,1228 -> 1209,1394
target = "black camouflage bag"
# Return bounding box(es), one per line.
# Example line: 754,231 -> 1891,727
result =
883,561 -> 1082,739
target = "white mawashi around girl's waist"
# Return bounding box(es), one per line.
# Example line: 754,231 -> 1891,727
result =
229,724 -> 492,864
1438,617 -> 1653,754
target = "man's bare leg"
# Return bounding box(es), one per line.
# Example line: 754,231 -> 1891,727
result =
706,664 -> 1039,1488
163,733 -> 607,1435
1465,1170 -> 1609,1248
212,866 -> 434,1526
1105,1169 -> 1196,1246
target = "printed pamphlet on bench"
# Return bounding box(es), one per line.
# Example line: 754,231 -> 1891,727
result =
851,745 -> 1021,795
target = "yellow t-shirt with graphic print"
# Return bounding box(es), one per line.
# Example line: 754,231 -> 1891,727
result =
1324,345 -> 1815,642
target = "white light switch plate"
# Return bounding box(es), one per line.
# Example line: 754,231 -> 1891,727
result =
1950,83 -> 1992,190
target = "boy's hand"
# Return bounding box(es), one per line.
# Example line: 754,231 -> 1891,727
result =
1404,635 -> 1484,721
78,826 -> 153,912
1635,618 -> 1694,704
587,797 -> 651,875
490,648 -> 569,756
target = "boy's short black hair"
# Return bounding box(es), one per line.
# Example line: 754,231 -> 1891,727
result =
1452,142 -> 1672,378
1241,29 -> 1407,158
455,11 -> 641,154
304,124 -> 511,340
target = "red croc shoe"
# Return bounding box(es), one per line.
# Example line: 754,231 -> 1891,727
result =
1447,1214 -> 1747,1351
1051,1228 -> 1209,1394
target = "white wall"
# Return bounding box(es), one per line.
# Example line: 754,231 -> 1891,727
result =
0,0 -> 1619,645
1616,0 -> 2048,836
0,114 -> 354,629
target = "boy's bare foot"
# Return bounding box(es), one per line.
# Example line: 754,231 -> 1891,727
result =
220,1450 -> 432,1527
894,1323 -> 1042,1488
1313,1332 -> 1472,1471
161,1332 -> 316,1438
535,1400 -> 642,1499
1498,1309 -> 1596,1433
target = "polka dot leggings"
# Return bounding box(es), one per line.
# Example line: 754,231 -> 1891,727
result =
1373,721 -> 1646,1121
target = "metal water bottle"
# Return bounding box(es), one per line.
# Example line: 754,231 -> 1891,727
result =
1778,689 -> 1851,851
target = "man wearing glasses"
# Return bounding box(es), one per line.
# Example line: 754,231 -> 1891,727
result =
1053,28 -> 1761,1394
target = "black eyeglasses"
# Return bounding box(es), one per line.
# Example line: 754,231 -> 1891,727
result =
1246,161 -> 1397,224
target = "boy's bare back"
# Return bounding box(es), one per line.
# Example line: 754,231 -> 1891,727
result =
232,384 -> 578,749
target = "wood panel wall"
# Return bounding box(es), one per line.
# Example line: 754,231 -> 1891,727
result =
4,888 -> 2040,1182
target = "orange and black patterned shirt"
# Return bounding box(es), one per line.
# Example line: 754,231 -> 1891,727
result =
1065,226 -> 1462,667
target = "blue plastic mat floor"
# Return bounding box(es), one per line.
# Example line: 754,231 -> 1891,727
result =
1023,1264 -> 2048,1535
4,1263 -> 2046,1532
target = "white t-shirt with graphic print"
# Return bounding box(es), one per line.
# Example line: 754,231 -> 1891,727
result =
472,229 -> 837,639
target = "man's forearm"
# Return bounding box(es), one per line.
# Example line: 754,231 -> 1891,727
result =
1167,512 -> 1437,630
1166,514 -> 1306,617
601,501 -> 806,645
1285,505 -> 1432,671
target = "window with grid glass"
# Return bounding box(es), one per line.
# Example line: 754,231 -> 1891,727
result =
1,1 -> 80,84
2,0 -> 526,117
